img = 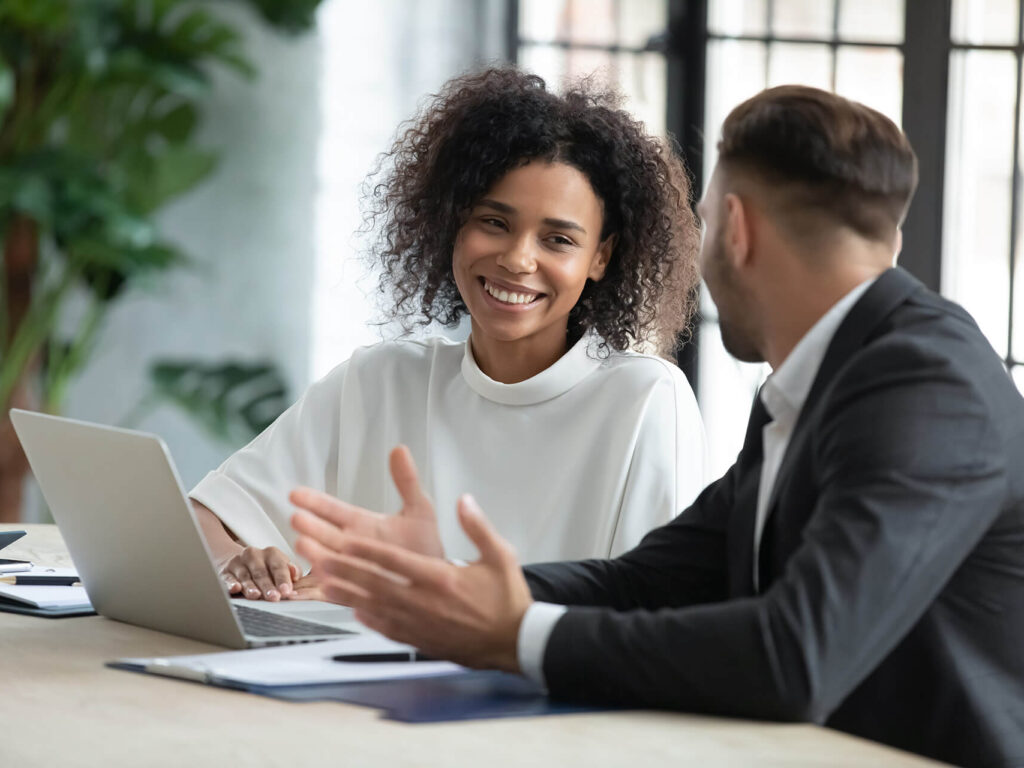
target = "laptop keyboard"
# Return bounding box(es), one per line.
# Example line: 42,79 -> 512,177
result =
234,603 -> 354,638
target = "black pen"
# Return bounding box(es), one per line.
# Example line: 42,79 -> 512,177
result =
332,651 -> 438,663
0,575 -> 82,586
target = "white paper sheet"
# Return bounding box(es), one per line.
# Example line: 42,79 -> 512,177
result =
118,633 -> 465,687
0,583 -> 91,609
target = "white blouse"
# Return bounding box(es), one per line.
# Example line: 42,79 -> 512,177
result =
190,334 -> 708,565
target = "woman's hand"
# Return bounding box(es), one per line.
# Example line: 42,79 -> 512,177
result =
216,546 -> 301,602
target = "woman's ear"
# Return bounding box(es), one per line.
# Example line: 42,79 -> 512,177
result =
588,234 -> 617,282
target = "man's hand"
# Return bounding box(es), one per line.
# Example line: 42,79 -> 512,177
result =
289,445 -> 444,559
216,546 -> 301,602
294,494 -> 533,672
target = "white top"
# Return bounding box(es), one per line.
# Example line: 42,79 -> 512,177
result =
191,334 -> 708,566
518,277 -> 877,686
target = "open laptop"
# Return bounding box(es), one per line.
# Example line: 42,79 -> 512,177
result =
10,409 -> 362,648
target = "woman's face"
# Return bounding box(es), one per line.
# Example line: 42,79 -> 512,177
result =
452,161 -> 613,373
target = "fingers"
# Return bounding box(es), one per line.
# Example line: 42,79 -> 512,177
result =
265,548 -> 296,597
220,547 -> 301,601
220,570 -> 243,594
314,533 -> 444,588
457,494 -> 514,566
289,486 -> 370,531
291,508 -> 351,552
389,445 -> 433,519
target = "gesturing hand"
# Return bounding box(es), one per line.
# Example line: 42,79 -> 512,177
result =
289,445 -> 444,559
294,494 -> 533,672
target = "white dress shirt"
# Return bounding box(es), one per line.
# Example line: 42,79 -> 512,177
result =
517,277 -> 878,686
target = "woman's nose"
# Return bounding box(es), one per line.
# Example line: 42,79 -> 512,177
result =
495,236 -> 537,273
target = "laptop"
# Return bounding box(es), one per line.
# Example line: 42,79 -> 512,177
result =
10,408 -> 362,648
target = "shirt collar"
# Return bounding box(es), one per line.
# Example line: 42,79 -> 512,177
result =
761,276 -> 878,421
460,332 -> 604,406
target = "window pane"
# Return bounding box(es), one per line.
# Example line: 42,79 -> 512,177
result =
616,52 -> 667,136
704,40 -> 767,181
837,0 -> 905,43
943,50 -> 1015,357
772,0 -> 833,38
767,43 -> 832,90
835,47 -> 904,127
519,45 -> 617,90
708,0 -> 768,36
618,0 -> 669,47
1012,365 -> 1024,393
951,0 -> 1019,46
698,321 -> 769,479
519,0 -> 615,45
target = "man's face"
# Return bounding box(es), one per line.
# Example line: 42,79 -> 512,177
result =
697,167 -> 764,364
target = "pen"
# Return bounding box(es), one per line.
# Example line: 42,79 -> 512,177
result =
332,651 -> 438,663
0,575 -> 82,586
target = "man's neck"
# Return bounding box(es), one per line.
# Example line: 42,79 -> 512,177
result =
761,258 -> 890,370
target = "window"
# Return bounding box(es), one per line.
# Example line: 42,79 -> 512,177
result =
512,1 -> 1017,478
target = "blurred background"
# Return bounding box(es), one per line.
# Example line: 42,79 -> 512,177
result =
1,0 -> 1019,521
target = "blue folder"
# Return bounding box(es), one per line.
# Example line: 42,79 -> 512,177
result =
108,662 -> 609,722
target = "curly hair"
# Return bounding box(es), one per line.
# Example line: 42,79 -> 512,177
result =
362,67 -> 701,354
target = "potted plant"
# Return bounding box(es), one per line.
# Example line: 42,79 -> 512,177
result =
0,0 -> 322,520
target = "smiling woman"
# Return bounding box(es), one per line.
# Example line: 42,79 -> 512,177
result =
186,67 -> 709,603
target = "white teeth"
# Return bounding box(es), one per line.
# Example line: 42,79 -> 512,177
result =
484,280 -> 538,305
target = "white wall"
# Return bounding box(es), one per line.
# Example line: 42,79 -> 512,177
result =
33,0 -> 504,519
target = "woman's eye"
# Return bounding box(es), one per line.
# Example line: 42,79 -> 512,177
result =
480,217 -> 506,229
548,235 -> 575,247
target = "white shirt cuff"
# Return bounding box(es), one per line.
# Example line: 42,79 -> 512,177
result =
517,602 -> 568,687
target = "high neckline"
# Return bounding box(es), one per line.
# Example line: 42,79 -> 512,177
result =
460,333 -> 604,405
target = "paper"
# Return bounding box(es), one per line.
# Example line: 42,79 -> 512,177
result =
118,633 -> 465,687
0,583 -> 91,610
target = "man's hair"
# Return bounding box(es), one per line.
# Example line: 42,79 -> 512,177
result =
717,85 -> 919,244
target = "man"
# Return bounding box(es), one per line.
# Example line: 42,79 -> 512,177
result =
290,86 -> 1024,768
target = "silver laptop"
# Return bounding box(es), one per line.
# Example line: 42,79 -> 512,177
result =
10,409 -> 362,648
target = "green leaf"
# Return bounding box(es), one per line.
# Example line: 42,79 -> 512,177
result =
128,145 -> 217,213
154,101 -> 197,143
148,359 -> 289,443
0,55 -> 14,124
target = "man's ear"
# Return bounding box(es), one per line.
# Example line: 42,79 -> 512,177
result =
723,192 -> 750,267
588,233 -> 616,282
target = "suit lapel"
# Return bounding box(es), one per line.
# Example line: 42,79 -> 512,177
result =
727,393 -> 771,597
757,268 -> 922,584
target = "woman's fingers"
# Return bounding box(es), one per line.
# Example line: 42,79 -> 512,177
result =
220,547 -> 303,601
264,548 -> 296,597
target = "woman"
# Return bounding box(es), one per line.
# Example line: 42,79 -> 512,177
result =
191,67 -> 707,601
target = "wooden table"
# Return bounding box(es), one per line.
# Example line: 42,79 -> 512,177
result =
0,525 -> 950,767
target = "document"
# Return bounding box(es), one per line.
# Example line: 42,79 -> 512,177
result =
115,633 -> 465,687
0,582 -> 91,610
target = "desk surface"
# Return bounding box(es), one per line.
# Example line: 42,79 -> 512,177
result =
1,524 -> 949,768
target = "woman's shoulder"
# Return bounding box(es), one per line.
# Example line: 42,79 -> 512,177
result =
345,335 -> 466,374
596,347 -> 692,388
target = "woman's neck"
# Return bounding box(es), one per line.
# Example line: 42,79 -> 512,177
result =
468,325 -> 574,384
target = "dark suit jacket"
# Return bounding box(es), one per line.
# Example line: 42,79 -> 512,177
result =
525,268 -> 1024,768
